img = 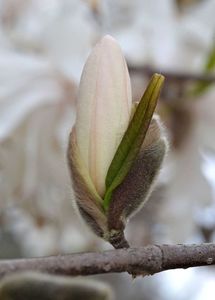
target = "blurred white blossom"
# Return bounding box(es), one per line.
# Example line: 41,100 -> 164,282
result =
0,0 -> 102,255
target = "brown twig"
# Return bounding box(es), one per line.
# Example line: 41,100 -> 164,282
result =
129,65 -> 215,83
0,243 -> 214,279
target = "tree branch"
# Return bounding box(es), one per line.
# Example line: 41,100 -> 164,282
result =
0,244 -> 214,279
129,65 -> 215,83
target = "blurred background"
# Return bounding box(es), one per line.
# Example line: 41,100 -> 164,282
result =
0,0 -> 215,299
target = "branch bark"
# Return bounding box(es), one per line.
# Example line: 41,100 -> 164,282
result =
129,65 -> 215,83
0,243 -> 214,279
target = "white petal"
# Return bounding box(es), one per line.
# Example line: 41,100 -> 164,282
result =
76,35 -> 132,196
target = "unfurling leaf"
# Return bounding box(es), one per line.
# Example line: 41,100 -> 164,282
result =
107,116 -> 168,240
103,74 -> 165,210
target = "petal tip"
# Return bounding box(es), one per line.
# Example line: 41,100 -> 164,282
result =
100,34 -> 118,47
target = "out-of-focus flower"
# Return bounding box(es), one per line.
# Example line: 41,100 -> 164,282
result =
68,35 -> 167,248
0,272 -> 114,300
0,0 -> 99,256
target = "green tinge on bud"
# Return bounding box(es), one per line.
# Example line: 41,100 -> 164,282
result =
68,129 -> 108,237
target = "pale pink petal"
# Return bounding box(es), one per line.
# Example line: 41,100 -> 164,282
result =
76,35 -> 132,196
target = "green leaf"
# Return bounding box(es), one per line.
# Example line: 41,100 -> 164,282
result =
190,44 -> 215,97
103,73 -> 164,211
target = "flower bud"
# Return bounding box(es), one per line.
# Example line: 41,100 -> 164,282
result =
75,35 -> 132,197
68,35 -> 167,248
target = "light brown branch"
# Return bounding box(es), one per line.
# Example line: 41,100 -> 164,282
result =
129,65 -> 215,83
0,243 -> 214,279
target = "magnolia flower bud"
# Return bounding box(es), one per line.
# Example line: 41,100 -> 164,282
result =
68,35 -> 168,248
75,35 -> 132,197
